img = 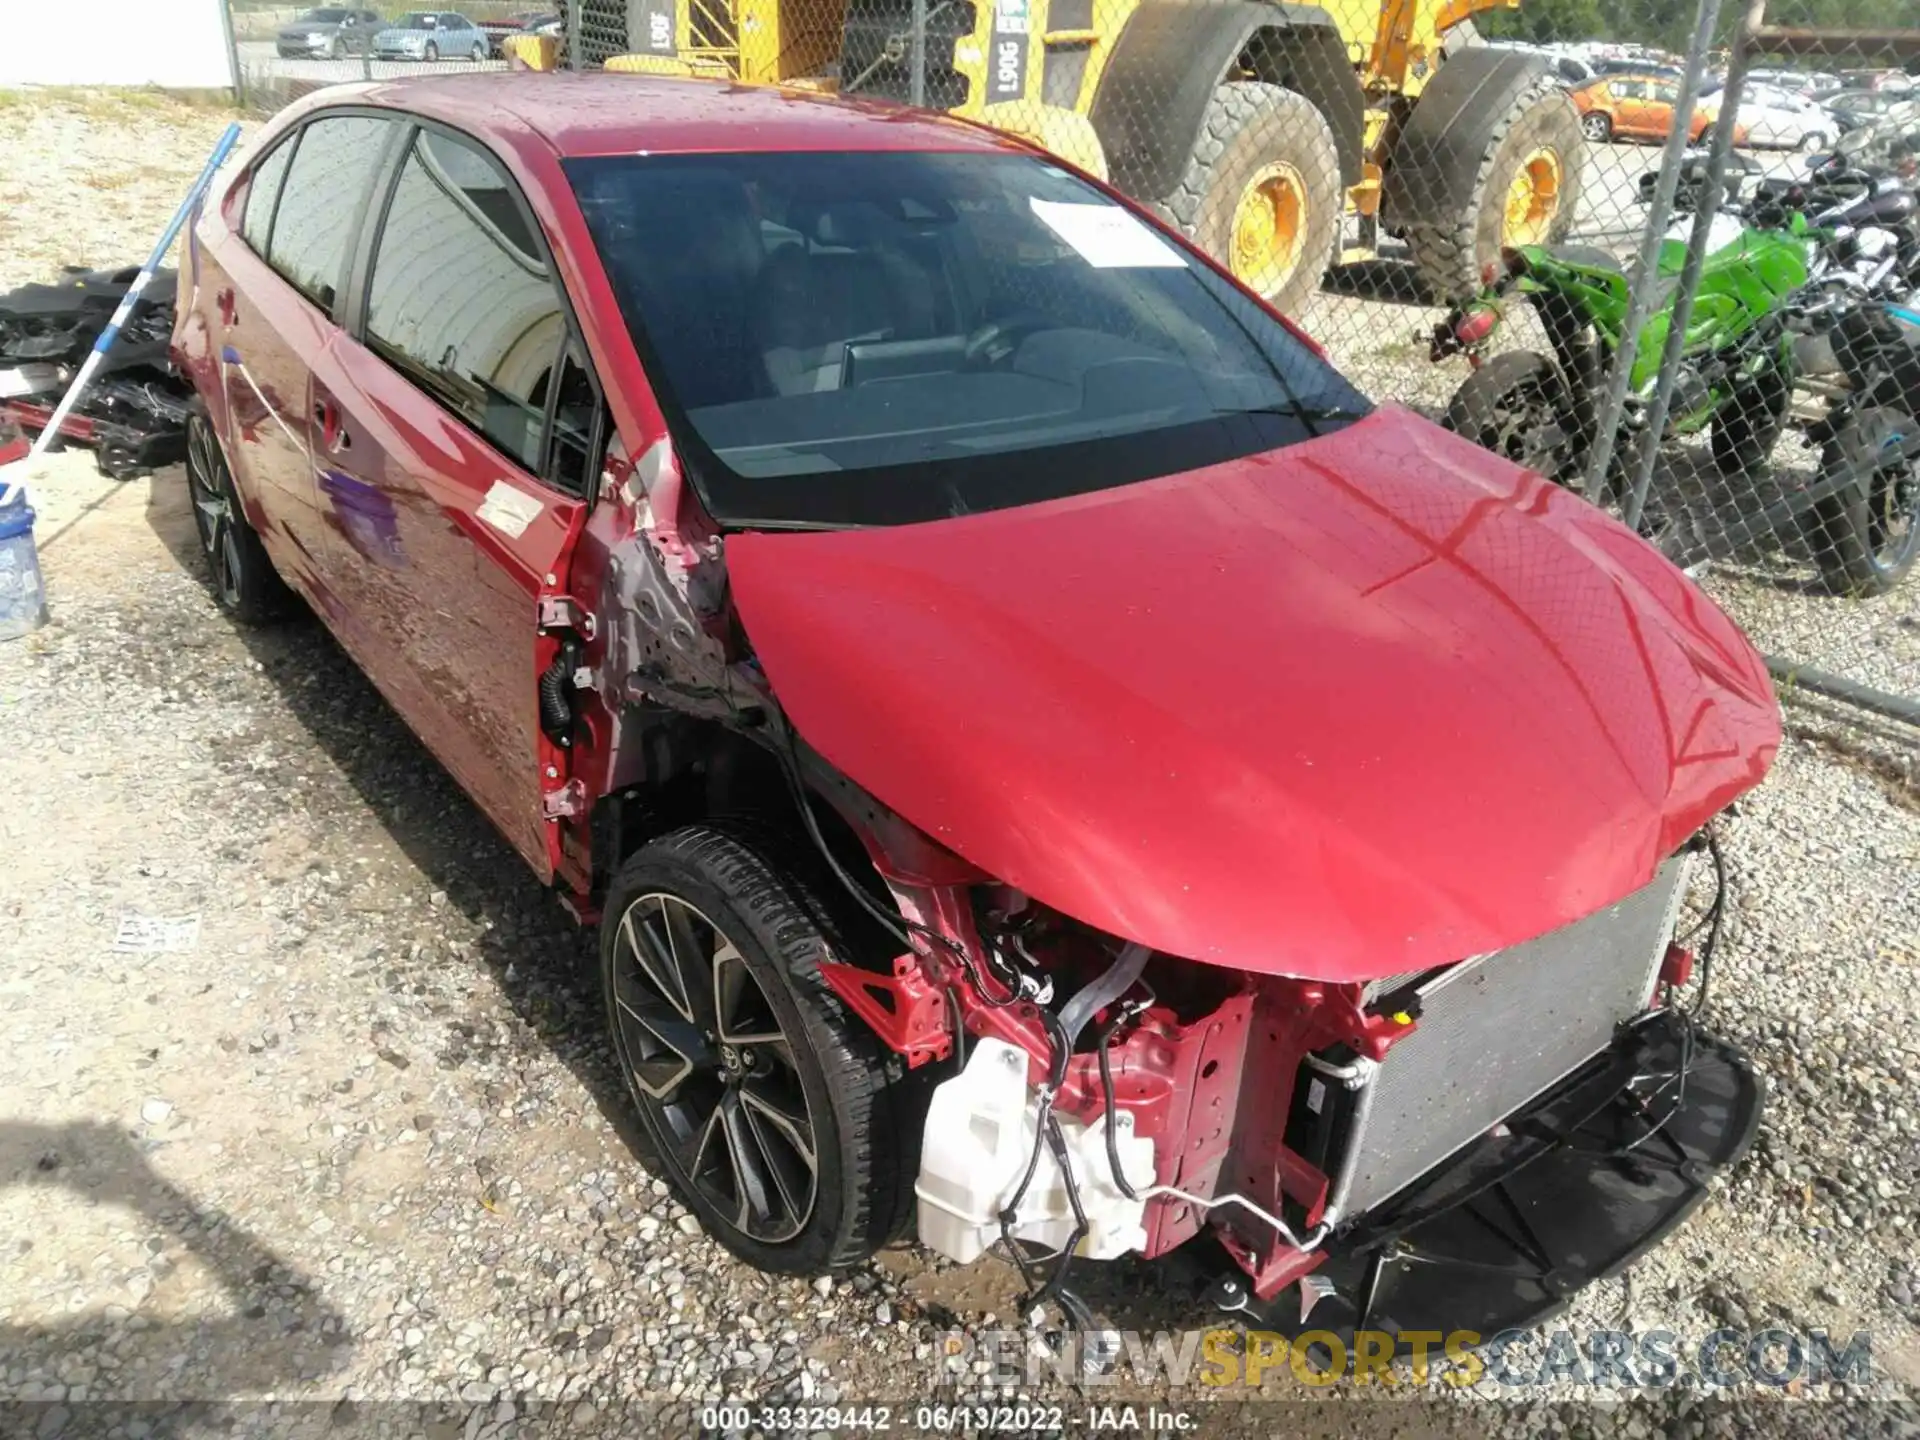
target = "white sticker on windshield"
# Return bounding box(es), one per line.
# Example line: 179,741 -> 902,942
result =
1029,198 -> 1186,269
477,480 -> 543,539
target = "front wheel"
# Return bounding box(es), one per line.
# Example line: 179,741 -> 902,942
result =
422,40 -> 438,61
1443,349 -> 1583,486
1401,72 -> 1586,301
1711,368 -> 1790,478
1582,111 -> 1613,142
328,35 -> 345,59
470,40 -> 486,60
1156,82 -> 1342,319
599,825 -> 923,1274
1804,407 -> 1920,597
1799,130 -> 1830,153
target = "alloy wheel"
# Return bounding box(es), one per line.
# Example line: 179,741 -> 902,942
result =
1485,380 -> 1573,481
609,893 -> 819,1244
1869,454 -> 1919,576
185,417 -> 244,609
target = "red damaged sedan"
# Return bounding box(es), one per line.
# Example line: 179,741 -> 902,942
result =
174,72 -> 1779,1340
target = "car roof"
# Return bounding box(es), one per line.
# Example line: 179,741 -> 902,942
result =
305,72 -> 1024,160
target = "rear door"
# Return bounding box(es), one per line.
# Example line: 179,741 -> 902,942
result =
310,122 -> 603,876
1647,80 -> 1683,140
1612,80 -> 1653,138
219,112 -> 401,599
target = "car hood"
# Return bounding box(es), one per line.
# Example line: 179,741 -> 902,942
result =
727,406 -> 1780,983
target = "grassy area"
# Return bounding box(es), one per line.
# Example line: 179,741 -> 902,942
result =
0,87 -> 245,119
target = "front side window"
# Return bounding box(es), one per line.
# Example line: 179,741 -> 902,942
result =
568,149 -> 1369,528
240,137 -> 295,255
365,128 -> 574,479
270,114 -> 395,311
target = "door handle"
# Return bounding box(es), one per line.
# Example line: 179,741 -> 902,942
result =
312,398 -> 352,452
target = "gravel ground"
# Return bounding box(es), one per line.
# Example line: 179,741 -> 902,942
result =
1,92 -> 1917,1437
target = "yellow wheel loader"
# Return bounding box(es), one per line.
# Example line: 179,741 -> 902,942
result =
573,0 -> 1585,311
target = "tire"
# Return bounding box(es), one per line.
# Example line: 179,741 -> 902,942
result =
1443,349 -> 1582,486
471,41 -> 486,61
1582,111 -> 1613,142
1710,368 -> 1790,478
423,40 -> 438,61
1402,73 -> 1586,302
184,410 -> 291,625
1799,130 -> 1829,153
1804,407 -> 1920,597
1156,82 -> 1341,319
599,824 -> 924,1274
328,35 -> 345,59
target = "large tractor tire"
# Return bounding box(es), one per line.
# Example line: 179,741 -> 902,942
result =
1157,82 -> 1342,319
1386,50 -> 1585,302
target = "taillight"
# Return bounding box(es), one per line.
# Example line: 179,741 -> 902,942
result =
1454,306 -> 1500,346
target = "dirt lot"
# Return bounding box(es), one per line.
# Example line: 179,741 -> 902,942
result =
1,91 -> 1918,1436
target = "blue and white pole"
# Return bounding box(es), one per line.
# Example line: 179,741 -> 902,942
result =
0,122 -> 241,640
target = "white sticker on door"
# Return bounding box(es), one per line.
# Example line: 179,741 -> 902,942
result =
1029,198 -> 1187,269
476,480 -> 544,539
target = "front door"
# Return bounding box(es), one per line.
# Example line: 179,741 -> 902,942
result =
311,122 -> 598,875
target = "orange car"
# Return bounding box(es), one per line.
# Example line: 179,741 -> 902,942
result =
1572,74 -> 1747,145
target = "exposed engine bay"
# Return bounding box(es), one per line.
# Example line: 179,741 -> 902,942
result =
0,266 -> 195,479
816,807 -> 1757,1339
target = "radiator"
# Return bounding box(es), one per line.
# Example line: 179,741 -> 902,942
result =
1326,856 -> 1691,1221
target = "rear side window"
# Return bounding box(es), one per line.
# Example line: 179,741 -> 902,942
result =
241,138 -> 295,255
364,128 -> 573,478
270,113 -> 395,311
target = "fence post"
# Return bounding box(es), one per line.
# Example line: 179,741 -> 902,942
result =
1579,0 -> 1730,500
567,0 -> 585,70
910,0 -> 928,107
1621,0 -> 1770,531
216,0 -> 244,106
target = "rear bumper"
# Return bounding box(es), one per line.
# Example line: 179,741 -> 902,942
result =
1207,1009 -> 1762,1340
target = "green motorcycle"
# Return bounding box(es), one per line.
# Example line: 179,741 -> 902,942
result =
1430,217 -> 1817,498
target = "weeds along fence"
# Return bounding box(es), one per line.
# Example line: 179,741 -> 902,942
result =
229,0 -> 1920,734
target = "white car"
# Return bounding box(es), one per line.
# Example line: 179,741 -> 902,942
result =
1698,82 -> 1839,151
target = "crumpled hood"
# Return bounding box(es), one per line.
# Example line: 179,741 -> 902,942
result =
728,406 -> 1779,982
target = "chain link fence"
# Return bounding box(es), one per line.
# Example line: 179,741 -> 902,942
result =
226,0 -> 540,107
227,0 -> 1919,730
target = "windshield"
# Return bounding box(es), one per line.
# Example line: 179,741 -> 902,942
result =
397,11 -> 437,26
568,150 -> 1368,528
296,7 -> 350,19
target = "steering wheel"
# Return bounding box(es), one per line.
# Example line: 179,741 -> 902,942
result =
961,311 -> 1050,369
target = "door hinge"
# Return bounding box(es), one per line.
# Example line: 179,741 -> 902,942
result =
537,595 -> 595,637
541,779 -> 587,821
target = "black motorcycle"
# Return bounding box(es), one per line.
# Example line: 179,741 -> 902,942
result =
1799,299 -> 1920,595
